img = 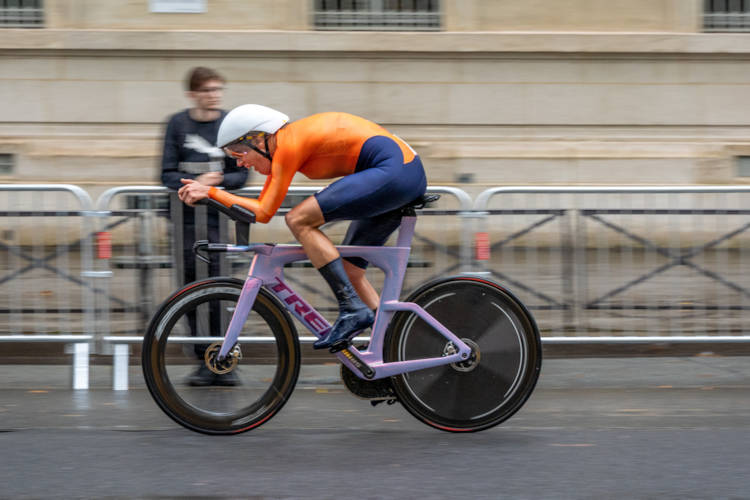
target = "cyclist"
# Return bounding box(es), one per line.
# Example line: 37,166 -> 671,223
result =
178,104 -> 427,352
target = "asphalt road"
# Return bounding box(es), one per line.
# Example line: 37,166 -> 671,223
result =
1,357 -> 749,499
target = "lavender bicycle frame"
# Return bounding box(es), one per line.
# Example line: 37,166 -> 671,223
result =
216,216 -> 472,380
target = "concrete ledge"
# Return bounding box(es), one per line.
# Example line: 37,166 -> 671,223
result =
2,30 -> 750,54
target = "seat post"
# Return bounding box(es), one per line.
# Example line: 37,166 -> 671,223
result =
396,215 -> 417,247
394,194 -> 438,248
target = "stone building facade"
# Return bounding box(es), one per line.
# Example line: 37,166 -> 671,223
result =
1,0 -> 750,200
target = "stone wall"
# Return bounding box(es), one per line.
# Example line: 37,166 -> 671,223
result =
443,0 -> 701,32
2,30 -> 750,202
43,0 -> 701,33
45,0 -> 310,30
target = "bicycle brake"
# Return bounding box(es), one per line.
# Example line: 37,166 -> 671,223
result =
192,240 -> 210,263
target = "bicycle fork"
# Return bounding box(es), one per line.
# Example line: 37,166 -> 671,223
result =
217,277 -> 261,360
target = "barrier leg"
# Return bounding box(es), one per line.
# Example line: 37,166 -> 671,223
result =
72,343 -> 89,390
113,344 -> 129,391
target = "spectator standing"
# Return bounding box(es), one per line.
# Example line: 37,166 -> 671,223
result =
160,67 -> 248,385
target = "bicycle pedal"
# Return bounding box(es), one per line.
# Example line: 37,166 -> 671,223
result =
328,339 -> 351,353
370,398 -> 398,407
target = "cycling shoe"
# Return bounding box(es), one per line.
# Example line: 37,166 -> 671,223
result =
313,307 -> 374,351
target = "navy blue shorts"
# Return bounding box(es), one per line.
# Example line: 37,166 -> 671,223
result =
314,135 -> 427,268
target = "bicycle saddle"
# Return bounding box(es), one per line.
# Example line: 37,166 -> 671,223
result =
398,194 -> 440,216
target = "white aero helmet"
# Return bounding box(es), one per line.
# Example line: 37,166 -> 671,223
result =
217,104 -> 289,148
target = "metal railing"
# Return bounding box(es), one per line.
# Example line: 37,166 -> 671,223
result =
474,186 -> 750,344
92,186 -> 174,347
0,184 -> 95,388
4,183 -> 750,389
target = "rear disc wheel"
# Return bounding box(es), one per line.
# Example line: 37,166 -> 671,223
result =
386,277 -> 542,432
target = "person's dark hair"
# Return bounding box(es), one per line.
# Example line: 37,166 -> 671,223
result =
186,67 -> 225,91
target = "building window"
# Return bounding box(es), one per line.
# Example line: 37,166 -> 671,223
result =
314,0 -> 440,31
0,0 -> 43,28
736,156 -> 750,177
0,154 -> 14,175
704,0 -> 750,32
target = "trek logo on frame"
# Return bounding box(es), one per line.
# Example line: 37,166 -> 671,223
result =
269,278 -> 330,335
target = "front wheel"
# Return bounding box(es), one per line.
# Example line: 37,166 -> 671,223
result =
142,278 -> 300,435
385,276 -> 542,432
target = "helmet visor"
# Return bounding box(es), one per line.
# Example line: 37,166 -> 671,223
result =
223,132 -> 265,150
223,133 -> 271,161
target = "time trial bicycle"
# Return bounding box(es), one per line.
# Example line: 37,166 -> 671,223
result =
142,195 -> 542,434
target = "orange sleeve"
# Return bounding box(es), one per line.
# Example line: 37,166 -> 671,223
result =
208,161 -> 297,224
254,162 -> 296,223
207,187 -> 268,222
257,175 -> 273,203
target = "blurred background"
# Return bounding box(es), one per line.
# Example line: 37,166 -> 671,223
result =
3,7 -> 750,497
2,0 -> 750,369
2,0 -> 750,194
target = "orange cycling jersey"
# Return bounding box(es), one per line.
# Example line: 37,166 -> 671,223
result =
208,112 -> 416,223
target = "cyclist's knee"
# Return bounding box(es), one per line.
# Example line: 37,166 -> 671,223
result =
286,198 -> 324,236
284,209 -> 299,233
285,206 -> 309,236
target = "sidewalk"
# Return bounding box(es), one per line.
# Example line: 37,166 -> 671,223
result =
1,355 -> 747,390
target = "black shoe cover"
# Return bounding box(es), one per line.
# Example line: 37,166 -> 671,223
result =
313,307 -> 374,351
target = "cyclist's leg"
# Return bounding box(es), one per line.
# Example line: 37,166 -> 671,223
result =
289,136 -> 426,351
339,210 -> 403,309
286,204 -> 387,314
284,197 -> 339,268
285,197 -> 375,351
342,259 -> 378,309
333,139 -> 427,302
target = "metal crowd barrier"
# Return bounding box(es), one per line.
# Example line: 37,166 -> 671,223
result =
0,184 -> 97,389
473,186 -> 750,345
4,183 -> 750,390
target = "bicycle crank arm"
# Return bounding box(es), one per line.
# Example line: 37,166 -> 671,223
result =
338,348 -> 375,379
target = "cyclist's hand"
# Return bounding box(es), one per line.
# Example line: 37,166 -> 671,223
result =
178,178 -> 210,206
